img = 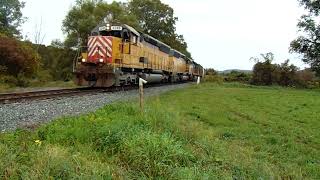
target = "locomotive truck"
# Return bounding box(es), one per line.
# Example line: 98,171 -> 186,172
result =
74,18 -> 204,87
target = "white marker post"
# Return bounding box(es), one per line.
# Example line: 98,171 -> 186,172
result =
139,78 -> 148,112
197,76 -> 201,85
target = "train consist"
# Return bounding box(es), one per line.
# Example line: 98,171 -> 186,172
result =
75,18 -> 204,87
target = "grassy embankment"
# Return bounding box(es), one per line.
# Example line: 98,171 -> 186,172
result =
0,83 -> 319,179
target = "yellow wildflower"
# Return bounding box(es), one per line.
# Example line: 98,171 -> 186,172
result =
35,140 -> 42,146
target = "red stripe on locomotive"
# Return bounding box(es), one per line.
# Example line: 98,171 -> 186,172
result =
87,36 -> 113,63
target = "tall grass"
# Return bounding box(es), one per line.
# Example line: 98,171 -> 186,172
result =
0,83 -> 319,179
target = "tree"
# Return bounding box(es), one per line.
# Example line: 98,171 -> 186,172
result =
0,35 -> 40,86
36,41 -> 77,81
224,70 -> 251,83
251,53 -> 300,86
298,0 -> 320,15
290,0 -> 320,76
251,53 -> 277,85
0,0 -> 25,37
205,68 -> 218,75
62,0 -> 138,47
128,0 -> 191,57
50,39 -> 64,48
277,60 -> 299,86
33,17 -> 46,45
295,68 -> 318,88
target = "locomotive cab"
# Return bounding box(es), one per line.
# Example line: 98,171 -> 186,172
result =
80,23 -> 140,64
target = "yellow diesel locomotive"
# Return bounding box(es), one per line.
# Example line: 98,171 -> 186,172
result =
75,20 -> 204,87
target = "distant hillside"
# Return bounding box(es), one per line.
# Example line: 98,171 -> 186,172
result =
218,69 -> 252,74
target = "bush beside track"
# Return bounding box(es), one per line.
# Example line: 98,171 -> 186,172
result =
0,82 -> 319,179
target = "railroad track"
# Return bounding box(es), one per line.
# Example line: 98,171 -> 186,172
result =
0,88 -> 93,104
0,83 -> 186,104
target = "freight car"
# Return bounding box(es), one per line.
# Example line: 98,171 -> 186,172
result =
74,19 -> 204,87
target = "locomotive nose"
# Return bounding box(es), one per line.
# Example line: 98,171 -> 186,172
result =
87,36 -> 113,64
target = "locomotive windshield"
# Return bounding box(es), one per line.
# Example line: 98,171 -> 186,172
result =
98,30 -> 122,38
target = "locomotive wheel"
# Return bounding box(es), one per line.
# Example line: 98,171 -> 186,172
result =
75,74 -> 86,86
96,73 -> 115,87
88,81 -> 97,87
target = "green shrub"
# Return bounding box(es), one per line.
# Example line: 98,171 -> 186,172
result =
0,36 -> 40,78
224,71 -> 252,83
0,75 -> 18,86
204,75 -> 224,84
16,73 -> 30,87
37,70 -> 54,83
36,44 -> 75,81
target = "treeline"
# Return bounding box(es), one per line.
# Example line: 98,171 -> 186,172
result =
0,0 -> 76,87
0,34 -> 40,87
0,34 -> 76,87
36,42 -> 76,82
205,53 -> 320,89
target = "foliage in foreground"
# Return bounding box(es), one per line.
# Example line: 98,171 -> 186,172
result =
0,83 -> 319,179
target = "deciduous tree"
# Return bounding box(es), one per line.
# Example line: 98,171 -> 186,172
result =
62,0 -> 138,47
0,35 -> 40,79
128,0 -> 191,57
0,0 -> 25,37
290,0 -> 320,76
251,53 -> 300,86
251,53 -> 278,85
298,0 -> 320,15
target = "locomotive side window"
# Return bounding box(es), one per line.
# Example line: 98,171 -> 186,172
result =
131,35 -> 138,44
123,30 -> 130,41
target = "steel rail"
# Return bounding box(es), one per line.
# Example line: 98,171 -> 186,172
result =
0,82 -> 187,104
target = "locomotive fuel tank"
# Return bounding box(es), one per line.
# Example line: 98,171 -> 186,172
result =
141,74 -> 165,83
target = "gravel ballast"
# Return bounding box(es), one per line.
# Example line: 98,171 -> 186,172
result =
0,84 -> 189,132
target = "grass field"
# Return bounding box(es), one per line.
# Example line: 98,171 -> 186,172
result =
0,83 -> 319,179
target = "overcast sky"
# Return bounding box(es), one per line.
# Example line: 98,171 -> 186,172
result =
21,0 -> 306,70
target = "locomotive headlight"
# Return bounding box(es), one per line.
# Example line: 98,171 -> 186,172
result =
99,58 -> 104,63
81,58 -> 86,62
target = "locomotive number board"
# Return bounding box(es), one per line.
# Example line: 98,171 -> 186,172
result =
111,26 -> 123,31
